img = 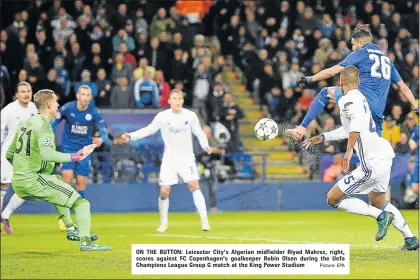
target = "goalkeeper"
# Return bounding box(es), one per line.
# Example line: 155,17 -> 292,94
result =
6,89 -> 111,251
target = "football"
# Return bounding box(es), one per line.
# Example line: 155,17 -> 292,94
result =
254,118 -> 279,140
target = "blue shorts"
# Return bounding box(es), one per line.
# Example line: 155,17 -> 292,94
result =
61,155 -> 91,177
333,87 -> 383,136
412,157 -> 419,184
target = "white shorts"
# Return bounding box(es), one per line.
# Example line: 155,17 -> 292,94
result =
1,154 -> 13,184
159,159 -> 200,186
337,158 -> 392,195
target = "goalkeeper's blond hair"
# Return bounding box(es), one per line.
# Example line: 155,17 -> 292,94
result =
34,89 -> 55,110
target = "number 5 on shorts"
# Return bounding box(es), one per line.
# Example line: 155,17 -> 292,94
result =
344,175 -> 355,185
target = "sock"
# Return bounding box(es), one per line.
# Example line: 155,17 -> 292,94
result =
54,205 -> 74,227
192,188 -> 208,223
1,189 -> 7,211
73,200 -> 91,241
158,196 -> 169,225
78,190 -> 86,199
336,197 -> 382,218
301,87 -> 329,128
384,202 -> 414,238
1,194 -> 25,219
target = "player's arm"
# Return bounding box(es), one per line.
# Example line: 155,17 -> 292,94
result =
191,113 -> 212,154
0,107 -> 9,148
409,126 -> 419,150
303,65 -> 344,84
5,131 -> 17,164
298,51 -> 361,88
122,114 -> 161,142
302,126 -> 347,150
388,62 -> 418,111
38,124 -> 94,162
409,139 -> 418,151
396,81 -> 418,112
342,101 -> 364,172
93,108 -> 108,146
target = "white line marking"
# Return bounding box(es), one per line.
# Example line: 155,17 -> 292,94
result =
14,221 -> 328,228
144,233 -> 399,249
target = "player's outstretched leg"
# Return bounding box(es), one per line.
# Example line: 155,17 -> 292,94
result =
71,198 -> 111,251
1,193 -> 25,234
287,87 -> 340,140
157,186 -> 170,232
327,185 -> 394,241
188,181 -> 210,231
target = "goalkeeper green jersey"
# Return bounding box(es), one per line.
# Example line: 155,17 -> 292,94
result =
6,114 -> 71,186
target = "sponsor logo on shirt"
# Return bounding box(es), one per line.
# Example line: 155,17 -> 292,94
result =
85,113 -> 92,121
169,127 -> 188,134
71,125 -> 88,135
43,139 -> 52,146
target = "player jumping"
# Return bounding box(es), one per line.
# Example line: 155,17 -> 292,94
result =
6,89 -> 111,251
304,66 -> 419,251
288,24 -> 418,139
408,124 -> 419,195
51,85 -> 108,230
1,82 -> 37,234
119,89 -> 213,232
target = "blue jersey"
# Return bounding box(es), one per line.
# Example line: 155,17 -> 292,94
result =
338,43 -> 402,119
51,101 -> 107,152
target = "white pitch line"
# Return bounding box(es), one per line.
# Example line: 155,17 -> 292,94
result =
15,221 -> 328,228
144,233 -> 399,249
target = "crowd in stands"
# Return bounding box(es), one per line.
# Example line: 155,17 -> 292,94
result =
0,0 -> 418,182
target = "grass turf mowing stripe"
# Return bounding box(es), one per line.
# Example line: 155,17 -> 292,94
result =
144,233 -> 400,249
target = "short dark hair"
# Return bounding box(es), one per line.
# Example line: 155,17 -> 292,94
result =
352,24 -> 373,39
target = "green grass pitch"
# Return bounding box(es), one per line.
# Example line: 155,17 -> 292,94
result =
1,211 -> 418,279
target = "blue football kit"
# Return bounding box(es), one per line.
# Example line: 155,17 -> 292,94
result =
51,101 -> 107,176
302,43 -> 402,136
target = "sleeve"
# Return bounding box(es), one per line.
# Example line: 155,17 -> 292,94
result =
191,113 -> 210,150
390,62 -> 402,85
152,83 -> 159,107
410,125 -> 419,142
38,123 -> 71,162
134,80 -> 144,108
5,131 -> 17,164
338,51 -> 363,67
64,72 -> 71,95
91,83 -> 98,97
235,105 -> 244,119
129,113 -> 161,140
94,108 -> 108,143
50,104 -> 66,131
127,37 -> 136,52
322,126 -> 347,141
112,36 -> 120,53
344,100 -> 364,133
75,83 -> 81,94
1,106 -> 9,147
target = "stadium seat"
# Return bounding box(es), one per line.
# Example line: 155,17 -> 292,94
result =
227,152 -> 256,180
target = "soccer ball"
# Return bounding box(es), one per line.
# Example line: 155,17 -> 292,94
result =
254,118 -> 279,140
